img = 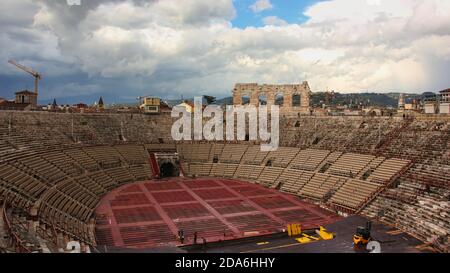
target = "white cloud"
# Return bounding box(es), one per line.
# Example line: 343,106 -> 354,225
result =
249,0 -> 273,13
262,16 -> 288,26
1,0 -> 450,101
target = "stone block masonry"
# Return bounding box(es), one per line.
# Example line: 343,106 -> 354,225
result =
233,82 -> 311,116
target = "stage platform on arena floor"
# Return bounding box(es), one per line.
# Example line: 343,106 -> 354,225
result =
94,178 -> 340,250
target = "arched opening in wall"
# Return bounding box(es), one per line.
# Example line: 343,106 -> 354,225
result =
295,121 -> 301,127
242,95 -> 250,105
292,94 -> 301,107
259,94 -> 267,105
160,162 -> 178,178
275,93 -> 284,106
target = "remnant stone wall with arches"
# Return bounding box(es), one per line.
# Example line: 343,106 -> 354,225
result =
232,82 -> 311,116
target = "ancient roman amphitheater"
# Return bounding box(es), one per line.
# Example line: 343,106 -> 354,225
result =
0,111 -> 448,253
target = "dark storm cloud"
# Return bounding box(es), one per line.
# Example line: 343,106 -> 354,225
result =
1,0 -> 450,104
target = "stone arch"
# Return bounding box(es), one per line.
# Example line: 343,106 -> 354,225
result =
160,162 -> 177,178
274,93 -> 284,106
241,94 -> 250,105
158,160 -> 180,178
258,93 -> 267,105
292,93 -> 301,107
233,82 -> 311,113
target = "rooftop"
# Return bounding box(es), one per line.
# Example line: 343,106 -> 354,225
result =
0,100 -> 31,110
15,90 -> 37,95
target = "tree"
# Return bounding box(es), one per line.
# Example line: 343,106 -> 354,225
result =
203,95 -> 216,105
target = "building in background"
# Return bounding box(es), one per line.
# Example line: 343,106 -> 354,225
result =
424,93 -> 438,114
398,93 -> 405,112
97,97 -> 105,111
0,100 -> 33,111
140,97 -> 161,114
439,88 -> 450,114
15,90 -> 37,108
0,90 -> 37,111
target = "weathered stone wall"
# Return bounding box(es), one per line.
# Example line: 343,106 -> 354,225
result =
0,111 -> 449,251
279,116 -> 450,165
0,111 -> 174,161
232,82 -> 311,116
362,175 -> 450,252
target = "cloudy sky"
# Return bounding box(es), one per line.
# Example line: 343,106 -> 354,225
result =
1,0 -> 449,104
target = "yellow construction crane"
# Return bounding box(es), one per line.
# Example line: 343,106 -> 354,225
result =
8,60 -> 42,95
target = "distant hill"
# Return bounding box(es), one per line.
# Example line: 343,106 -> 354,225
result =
165,99 -> 184,107
215,97 -> 233,105
165,92 -> 435,108
311,92 -> 398,107
165,96 -> 233,107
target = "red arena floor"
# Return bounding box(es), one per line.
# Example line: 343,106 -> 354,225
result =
94,178 -> 341,249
